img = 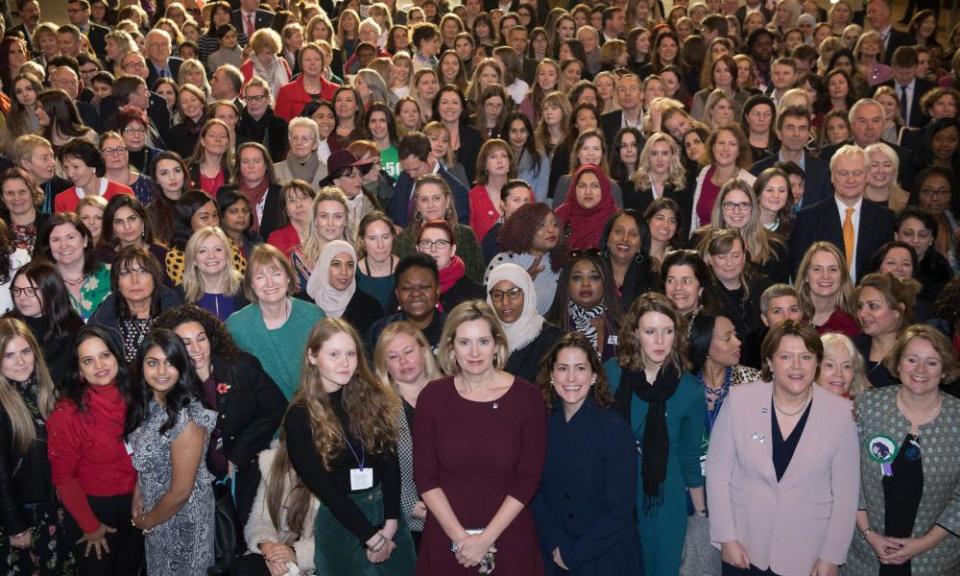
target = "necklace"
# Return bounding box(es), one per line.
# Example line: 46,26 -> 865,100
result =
62,273 -> 85,287
773,390 -> 812,417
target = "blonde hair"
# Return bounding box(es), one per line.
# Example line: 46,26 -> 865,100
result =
177,58 -> 211,98
707,178 -> 781,265
437,300 -> 509,375
423,122 -> 457,167
300,187 -> 350,268
373,321 -> 440,389
794,241 -> 854,315
634,132 -> 687,190
181,226 -> 243,304
250,27 -> 282,54
820,333 -> 870,398
288,318 -> 399,469
0,318 -> 55,454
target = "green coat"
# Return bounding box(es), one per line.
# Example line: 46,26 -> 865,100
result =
842,386 -> 960,576
226,298 -> 325,400
394,223 -> 484,285
605,360 -> 705,576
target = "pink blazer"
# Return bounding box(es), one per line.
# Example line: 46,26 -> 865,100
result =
706,381 -> 860,576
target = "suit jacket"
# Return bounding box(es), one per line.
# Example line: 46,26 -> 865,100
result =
257,183 -> 286,242
521,57 -> 538,85
750,152 -> 833,209
390,164 -> 470,227
600,110 -> 632,150
100,92 -> 172,148
884,28 -> 914,64
789,196 -> 895,279
146,57 -> 184,91
706,381 -> 860,576
75,100 -> 100,132
86,23 -> 110,60
232,9 -> 275,39
874,77 -> 936,128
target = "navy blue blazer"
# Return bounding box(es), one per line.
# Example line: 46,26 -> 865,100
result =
750,152 -> 833,209
232,9 -> 275,38
146,57 -> 184,91
532,397 -> 644,575
789,196 -> 895,279
389,164 -> 470,227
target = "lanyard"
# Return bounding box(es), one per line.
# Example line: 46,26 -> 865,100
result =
343,432 -> 366,471
701,367 -> 733,433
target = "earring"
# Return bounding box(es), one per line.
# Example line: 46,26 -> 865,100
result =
590,378 -> 596,386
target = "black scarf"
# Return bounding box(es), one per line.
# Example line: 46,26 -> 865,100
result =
615,363 -> 681,512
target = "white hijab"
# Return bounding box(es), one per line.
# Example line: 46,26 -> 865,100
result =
307,240 -> 357,318
486,263 -> 545,353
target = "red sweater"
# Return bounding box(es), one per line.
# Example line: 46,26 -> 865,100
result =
266,223 -> 301,258
274,75 -> 340,121
54,180 -> 134,213
47,384 -> 136,533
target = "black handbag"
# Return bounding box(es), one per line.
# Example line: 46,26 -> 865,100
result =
209,478 -> 242,576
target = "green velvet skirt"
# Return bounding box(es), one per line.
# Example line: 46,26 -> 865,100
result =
313,485 -> 417,575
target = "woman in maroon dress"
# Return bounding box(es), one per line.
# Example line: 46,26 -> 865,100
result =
414,300 -> 547,575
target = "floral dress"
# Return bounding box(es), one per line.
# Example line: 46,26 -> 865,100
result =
129,400 -> 216,576
69,264 -> 111,322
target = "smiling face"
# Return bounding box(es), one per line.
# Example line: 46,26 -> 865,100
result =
173,320 -> 211,376
568,259 -> 603,308
763,295 -> 803,327
2,177 -> 35,217
606,213 -> 641,264
896,216 -> 934,260
195,233 -> 228,278
328,251 -> 356,291
711,128 -> 739,168
897,337 -> 944,397
1,335 -> 35,383
551,345 -> 594,412
878,246 -> 914,278
142,344 -> 179,401
759,175 -> 789,214
806,249 -> 842,299
396,266 -> 439,320
308,331 -> 358,392
720,189 -> 752,229
251,260 -> 290,305
48,222 -> 87,268
708,239 -> 746,286
78,337 -> 119,387
769,334 -> 818,397
818,341 -> 855,396
648,208 -> 678,245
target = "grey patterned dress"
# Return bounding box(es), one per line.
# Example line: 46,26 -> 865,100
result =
130,400 -> 216,576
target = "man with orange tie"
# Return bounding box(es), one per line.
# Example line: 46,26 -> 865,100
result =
789,145 -> 895,282
232,0 -> 274,47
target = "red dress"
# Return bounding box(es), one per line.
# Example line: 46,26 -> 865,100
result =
414,376 -> 546,576
468,185 -> 501,243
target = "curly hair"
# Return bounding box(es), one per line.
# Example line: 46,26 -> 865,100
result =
536,332 -> 614,412
497,203 -> 568,272
287,318 -> 399,470
154,304 -> 242,358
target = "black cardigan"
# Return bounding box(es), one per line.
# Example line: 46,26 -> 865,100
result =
342,289 -> 386,337
0,401 -> 54,536
505,322 -> 563,382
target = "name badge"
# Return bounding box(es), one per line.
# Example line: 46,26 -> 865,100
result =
351,467 -> 374,491
608,335 -> 619,346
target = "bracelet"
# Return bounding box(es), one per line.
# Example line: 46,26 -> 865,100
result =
860,527 -> 874,538
694,509 -> 708,518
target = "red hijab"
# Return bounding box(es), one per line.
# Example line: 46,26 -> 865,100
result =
555,164 -> 618,250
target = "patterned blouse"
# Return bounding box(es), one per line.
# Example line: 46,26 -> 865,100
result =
70,264 -> 111,322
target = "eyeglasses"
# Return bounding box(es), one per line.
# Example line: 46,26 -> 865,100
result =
920,187 -> 951,198
244,94 -> 267,103
722,201 -> 752,212
122,61 -> 147,71
418,239 -> 451,250
123,127 -> 147,135
11,287 -> 38,298
101,146 -> 128,156
489,287 -> 523,302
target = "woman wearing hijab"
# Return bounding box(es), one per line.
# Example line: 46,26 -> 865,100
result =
487,263 -> 563,382
306,239 -> 384,336
556,164 -> 620,251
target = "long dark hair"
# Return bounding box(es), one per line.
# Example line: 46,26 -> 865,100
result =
154,304 -> 242,359
503,111 -> 543,176
148,150 -> 191,244
8,258 -> 83,342
688,312 -> 722,374
170,190 -> 218,250
600,209 -> 660,299
38,90 -> 90,142
125,328 -> 201,436
110,246 -> 165,320
98,194 -> 155,252
62,326 -> 132,413
545,250 -> 622,325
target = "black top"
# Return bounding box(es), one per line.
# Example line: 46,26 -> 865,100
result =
284,391 -> 401,543
342,289 -> 386,337
504,322 -> 563,382
771,398 -> 812,482
853,334 -> 898,389
881,434 -> 924,576
439,275 -> 484,313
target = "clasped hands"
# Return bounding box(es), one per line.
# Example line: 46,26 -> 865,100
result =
865,531 -> 930,566
453,532 -> 496,568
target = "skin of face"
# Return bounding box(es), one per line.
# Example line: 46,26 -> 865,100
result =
532,213 -> 560,252
818,342 -> 855,396
112,205 -> 144,246
878,246 -> 914,279
2,335 -> 35,383
308,331 -> 358,391
831,152 -> 868,203
12,274 -> 42,318
708,315 -> 742,367
575,171 -> 603,209
362,220 -> 394,263
637,310 -> 676,368
142,344 -> 179,401
490,279 -> 524,324
418,227 -> 455,270
190,202 -> 220,231
897,337 -> 944,397
452,318 -> 497,376
720,189 -> 752,229
648,209 -> 678,245
568,259 -> 604,308
385,332 -> 426,384
856,285 -> 901,337
769,335 -> 818,398
607,214 -> 641,263
174,321 -> 211,376
762,295 -> 803,327
48,223 -> 87,268
251,262 -> 290,305
551,346 -> 594,414
315,200 -> 347,241
77,337 -> 119,387
896,216 -> 934,260
665,263 -> 701,313
807,250 -> 842,300
396,266 -> 439,321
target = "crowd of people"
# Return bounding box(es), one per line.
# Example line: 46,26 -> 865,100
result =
0,0 -> 958,574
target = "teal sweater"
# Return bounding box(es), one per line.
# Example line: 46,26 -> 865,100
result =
226,298 -> 326,399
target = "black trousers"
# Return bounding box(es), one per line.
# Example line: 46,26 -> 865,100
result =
65,493 -> 144,576
722,561 -> 781,576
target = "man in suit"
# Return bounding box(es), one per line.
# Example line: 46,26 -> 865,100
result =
866,0 -> 912,63
233,0 -> 274,44
103,54 -> 172,145
391,132 -> 469,227
751,106 -> 832,209
144,29 -> 183,90
506,25 -> 536,84
601,6 -> 626,42
48,62 -> 100,131
601,73 -> 645,150
6,0 -> 39,54
818,98 -> 912,184
790,145 -> 895,281
875,46 -> 936,129
65,0 -> 108,59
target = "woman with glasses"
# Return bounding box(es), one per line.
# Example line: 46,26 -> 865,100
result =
100,131 -> 154,207
117,110 -> 161,185
89,246 -> 182,363
913,167 -> 960,272
895,208 -> 953,304
486,263 -> 562,382
416,221 -> 483,313
690,125 -> 756,235
237,77 -> 289,165
274,116 -> 328,189
0,168 -> 49,255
